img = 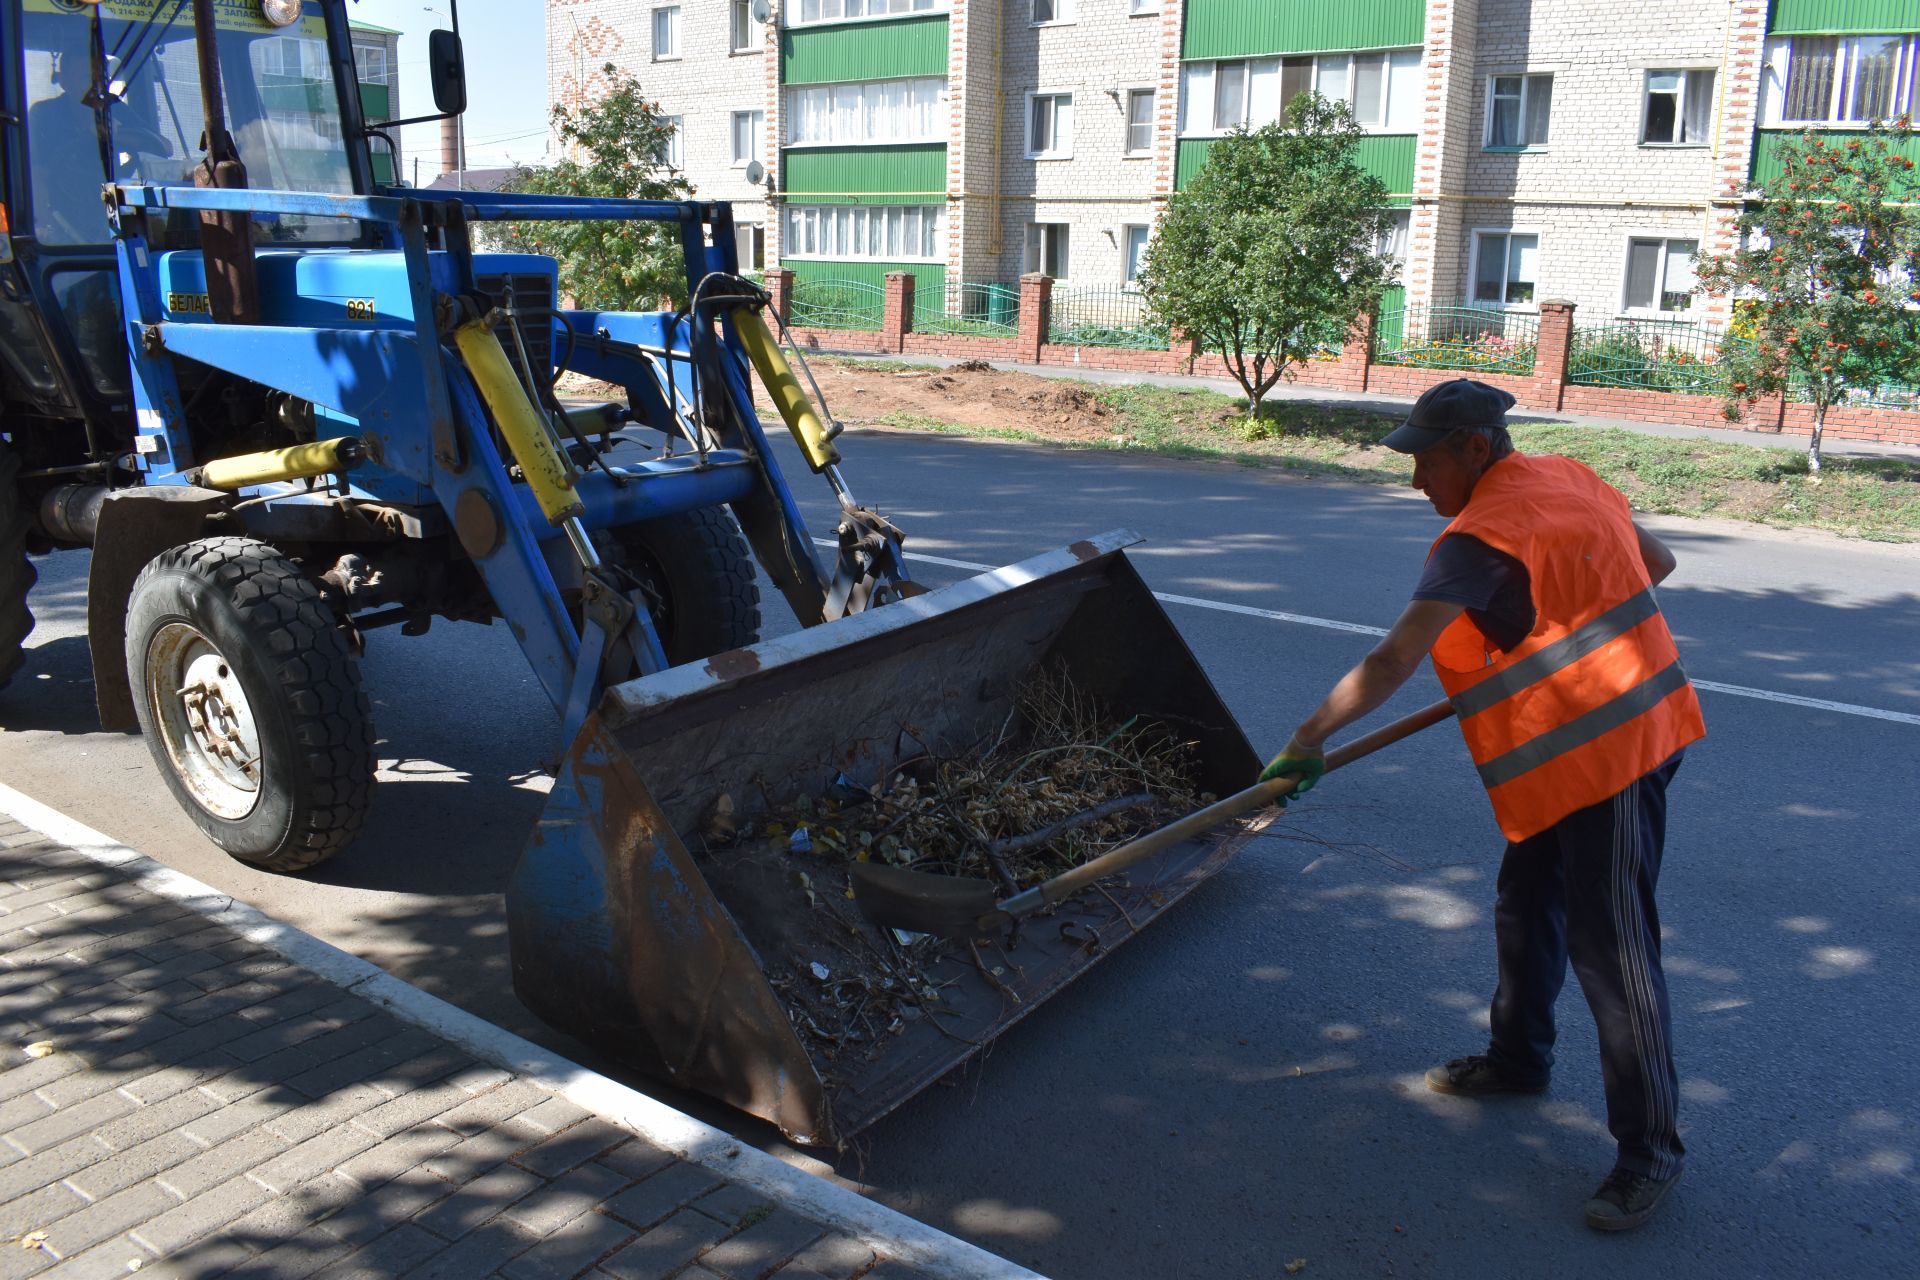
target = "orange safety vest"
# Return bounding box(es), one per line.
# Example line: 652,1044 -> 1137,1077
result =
1427,452 -> 1705,842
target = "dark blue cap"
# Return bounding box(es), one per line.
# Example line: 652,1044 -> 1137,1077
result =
1382,379 -> 1518,453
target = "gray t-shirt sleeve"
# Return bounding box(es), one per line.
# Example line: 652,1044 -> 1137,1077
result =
1413,533 -> 1536,652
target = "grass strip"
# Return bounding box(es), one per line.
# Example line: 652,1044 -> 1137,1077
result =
867,376 -> 1920,542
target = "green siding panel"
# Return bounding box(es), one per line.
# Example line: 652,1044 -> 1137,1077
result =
1182,0 -> 1425,58
783,144 -> 947,202
1750,127 -> 1920,182
781,15 -> 949,85
358,83 -> 390,122
1769,1 -> 1920,35
789,260 -> 946,292
1175,134 -> 1415,201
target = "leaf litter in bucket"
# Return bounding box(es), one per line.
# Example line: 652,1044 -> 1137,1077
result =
691,667 -> 1207,1075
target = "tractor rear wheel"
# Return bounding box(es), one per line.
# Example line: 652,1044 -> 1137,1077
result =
126,537 -> 375,873
0,439 -> 36,691
613,507 -> 761,666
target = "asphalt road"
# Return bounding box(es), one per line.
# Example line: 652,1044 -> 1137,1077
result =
3,428 -> 1916,1279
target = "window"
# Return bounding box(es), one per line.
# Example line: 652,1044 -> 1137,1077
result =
652,6 -> 681,60
351,41 -> 389,87
1182,50 -> 1420,135
1643,70 -> 1714,145
1028,92 -> 1073,158
1471,231 -> 1538,305
794,0 -> 941,20
1129,0 -> 1159,12
1032,0 -> 1072,24
1774,35 -> 1918,123
731,0 -> 764,52
1622,237 -> 1698,314
1025,222 -> 1070,278
1486,74 -> 1552,148
1376,209 -> 1410,266
1122,225 -> 1150,287
730,110 -> 764,166
736,223 -> 766,271
783,205 -> 944,260
1125,89 -> 1155,155
658,116 -> 683,170
786,78 -> 945,144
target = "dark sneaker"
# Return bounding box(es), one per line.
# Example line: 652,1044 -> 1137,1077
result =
1584,1167 -> 1681,1232
1423,1054 -> 1548,1096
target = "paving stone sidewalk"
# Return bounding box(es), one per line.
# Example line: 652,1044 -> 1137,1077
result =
0,817 -> 938,1280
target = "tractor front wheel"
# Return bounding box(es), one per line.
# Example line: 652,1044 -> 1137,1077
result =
126,538 -> 375,873
613,507 -> 762,666
0,439 -> 36,690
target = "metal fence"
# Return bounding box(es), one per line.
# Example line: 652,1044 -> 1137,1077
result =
1373,303 -> 1538,376
1047,287 -> 1170,350
788,279 -> 885,331
913,281 -> 1020,337
1790,376 -> 1920,412
1568,319 -> 1750,396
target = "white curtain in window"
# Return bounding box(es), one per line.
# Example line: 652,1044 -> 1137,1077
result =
1784,36 -> 1838,121
1848,35 -> 1904,121
1315,55 -> 1350,110
1249,58 -> 1284,126
1663,240 -> 1697,297
1386,49 -> 1421,132
1351,54 -> 1386,126
1524,77 -> 1552,145
1214,61 -> 1247,130
1181,62 -> 1214,134
787,78 -> 943,143
1489,79 -> 1520,145
1683,71 -> 1714,141
1507,234 -> 1538,296
785,206 -> 943,259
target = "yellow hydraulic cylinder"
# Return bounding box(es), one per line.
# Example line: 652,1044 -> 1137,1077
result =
455,319 -> 584,524
731,307 -> 842,474
197,437 -> 364,490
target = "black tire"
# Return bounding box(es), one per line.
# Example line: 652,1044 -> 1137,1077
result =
612,507 -> 761,666
0,440 -> 36,690
126,537 -> 375,873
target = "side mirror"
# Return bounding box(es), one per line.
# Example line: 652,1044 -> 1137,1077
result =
429,30 -> 467,117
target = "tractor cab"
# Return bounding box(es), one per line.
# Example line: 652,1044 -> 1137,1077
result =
2,0 -> 386,443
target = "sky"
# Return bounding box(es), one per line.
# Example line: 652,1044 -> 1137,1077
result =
346,0 -> 552,181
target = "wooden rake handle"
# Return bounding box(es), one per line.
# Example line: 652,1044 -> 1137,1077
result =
995,697 -> 1458,922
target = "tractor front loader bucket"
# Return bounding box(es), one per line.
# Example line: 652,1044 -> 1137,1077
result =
505,530 -> 1273,1146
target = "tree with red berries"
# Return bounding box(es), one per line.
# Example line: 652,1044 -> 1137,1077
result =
1696,122 -> 1920,474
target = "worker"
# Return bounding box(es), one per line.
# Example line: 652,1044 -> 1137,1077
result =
1262,378 -> 1705,1232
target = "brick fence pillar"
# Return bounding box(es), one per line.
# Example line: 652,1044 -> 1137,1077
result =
883,272 -> 914,354
1532,298 -> 1576,411
1338,308 -> 1375,391
1018,273 -> 1052,364
765,267 -> 794,326
1170,328 -> 1200,373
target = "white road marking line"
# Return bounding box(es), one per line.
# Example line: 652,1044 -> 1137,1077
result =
1688,679 -> 1920,726
825,540 -> 1920,727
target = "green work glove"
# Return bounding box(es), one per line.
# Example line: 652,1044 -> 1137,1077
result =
1258,740 -> 1326,796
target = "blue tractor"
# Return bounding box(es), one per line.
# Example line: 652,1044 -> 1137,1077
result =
0,0 -> 1265,1143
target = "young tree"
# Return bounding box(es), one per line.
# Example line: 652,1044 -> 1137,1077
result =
1695,122 -> 1920,475
1137,95 -> 1395,421
499,65 -> 694,309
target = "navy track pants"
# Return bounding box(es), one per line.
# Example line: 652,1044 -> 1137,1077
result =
1485,752 -> 1685,1179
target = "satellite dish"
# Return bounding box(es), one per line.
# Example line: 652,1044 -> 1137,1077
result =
744,160 -> 766,186
751,0 -> 773,23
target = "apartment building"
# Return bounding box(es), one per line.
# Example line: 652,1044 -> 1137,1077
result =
348,21 -> 404,185
546,1 -> 1920,324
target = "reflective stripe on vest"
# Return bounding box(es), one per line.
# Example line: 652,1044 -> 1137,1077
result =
1450,587 -> 1660,721
1473,659 -> 1689,789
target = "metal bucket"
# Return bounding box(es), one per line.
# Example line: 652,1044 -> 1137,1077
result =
505,530 -> 1271,1145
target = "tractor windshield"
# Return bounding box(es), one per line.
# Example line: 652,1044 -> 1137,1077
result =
22,0 -> 358,247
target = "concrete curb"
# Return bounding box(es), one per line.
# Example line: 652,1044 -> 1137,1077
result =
0,780 -> 1049,1280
